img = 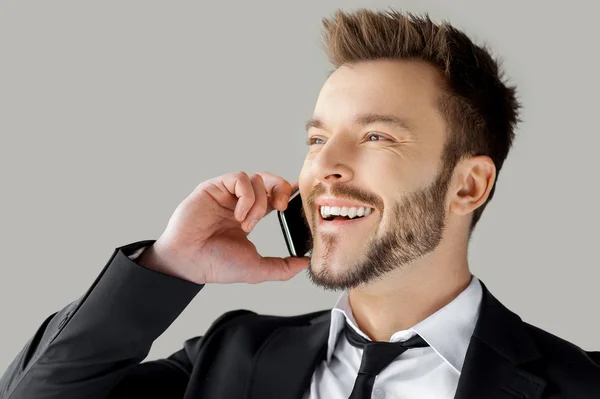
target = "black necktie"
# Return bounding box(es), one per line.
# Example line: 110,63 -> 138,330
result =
344,321 -> 429,399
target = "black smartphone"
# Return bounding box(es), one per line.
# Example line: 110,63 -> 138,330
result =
277,188 -> 313,257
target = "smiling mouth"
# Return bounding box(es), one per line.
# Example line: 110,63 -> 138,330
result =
318,206 -> 375,225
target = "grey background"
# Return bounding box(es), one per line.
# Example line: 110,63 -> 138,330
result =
1,0 -> 598,371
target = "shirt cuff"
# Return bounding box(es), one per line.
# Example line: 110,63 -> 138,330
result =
128,245 -> 148,260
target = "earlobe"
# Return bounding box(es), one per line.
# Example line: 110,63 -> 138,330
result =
449,156 -> 496,216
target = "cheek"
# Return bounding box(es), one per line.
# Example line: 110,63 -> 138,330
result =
299,156 -> 314,181
361,152 -> 409,187
365,149 -> 432,188
298,165 -> 310,189
298,168 -> 312,209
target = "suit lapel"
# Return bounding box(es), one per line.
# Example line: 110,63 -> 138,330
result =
247,280 -> 548,399
454,281 -> 547,399
248,311 -> 330,399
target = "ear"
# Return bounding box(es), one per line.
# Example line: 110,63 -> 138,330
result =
449,156 -> 496,216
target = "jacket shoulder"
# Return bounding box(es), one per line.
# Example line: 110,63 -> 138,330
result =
522,321 -> 600,388
207,308 -> 330,333
180,308 -> 330,359
524,321 -> 599,362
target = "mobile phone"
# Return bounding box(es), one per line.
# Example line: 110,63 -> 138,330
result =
277,188 -> 313,257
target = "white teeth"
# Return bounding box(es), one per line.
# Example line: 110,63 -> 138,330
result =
320,205 -> 373,219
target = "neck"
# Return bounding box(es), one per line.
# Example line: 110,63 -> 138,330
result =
347,231 -> 472,342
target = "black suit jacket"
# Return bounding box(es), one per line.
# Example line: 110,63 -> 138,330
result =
1,239 -> 599,398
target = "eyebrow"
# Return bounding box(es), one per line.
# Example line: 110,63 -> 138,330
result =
304,113 -> 413,133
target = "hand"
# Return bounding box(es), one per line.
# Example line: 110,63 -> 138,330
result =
138,171 -> 310,284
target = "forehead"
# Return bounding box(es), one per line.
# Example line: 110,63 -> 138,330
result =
314,59 -> 445,118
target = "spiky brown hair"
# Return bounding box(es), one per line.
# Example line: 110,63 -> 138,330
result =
320,8 -> 521,234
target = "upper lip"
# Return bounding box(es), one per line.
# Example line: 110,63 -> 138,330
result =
314,197 -> 374,210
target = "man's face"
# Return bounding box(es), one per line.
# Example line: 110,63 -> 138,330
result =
299,59 -> 454,291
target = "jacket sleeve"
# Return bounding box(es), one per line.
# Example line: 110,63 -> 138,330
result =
0,239 -> 204,399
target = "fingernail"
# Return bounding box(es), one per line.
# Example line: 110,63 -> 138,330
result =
248,219 -> 258,231
279,196 -> 288,208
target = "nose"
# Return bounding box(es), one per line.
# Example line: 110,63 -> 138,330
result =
313,138 -> 354,185
318,165 -> 352,184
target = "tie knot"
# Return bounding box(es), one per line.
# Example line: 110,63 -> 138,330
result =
343,321 -> 429,376
344,321 -> 429,350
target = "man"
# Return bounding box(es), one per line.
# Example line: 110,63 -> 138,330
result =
1,7 -> 599,399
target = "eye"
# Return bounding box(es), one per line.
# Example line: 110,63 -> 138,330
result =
366,132 -> 389,142
305,133 -> 390,146
305,137 -> 325,146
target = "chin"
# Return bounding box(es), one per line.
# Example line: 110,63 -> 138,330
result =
309,245 -> 358,275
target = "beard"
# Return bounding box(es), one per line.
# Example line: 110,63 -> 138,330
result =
305,165 -> 452,291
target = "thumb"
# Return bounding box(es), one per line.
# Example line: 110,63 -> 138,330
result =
258,256 -> 310,282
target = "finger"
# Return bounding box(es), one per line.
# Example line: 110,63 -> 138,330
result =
222,172 -> 255,221
267,180 -> 299,214
254,256 -> 310,282
242,174 -> 269,232
256,172 -> 297,213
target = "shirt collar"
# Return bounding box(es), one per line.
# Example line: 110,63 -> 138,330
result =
326,275 -> 483,374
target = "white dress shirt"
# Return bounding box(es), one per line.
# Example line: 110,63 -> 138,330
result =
128,247 -> 483,399
303,275 -> 482,399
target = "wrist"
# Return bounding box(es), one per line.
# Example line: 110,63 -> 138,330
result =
137,244 -> 193,283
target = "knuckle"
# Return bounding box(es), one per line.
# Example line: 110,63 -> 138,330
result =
249,202 -> 267,216
257,171 -> 278,186
271,185 -> 282,199
245,271 -> 260,284
276,180 -> 289,192
235,171 -> 249,180
259,171 -> 277,180
251,173 -> 265,184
